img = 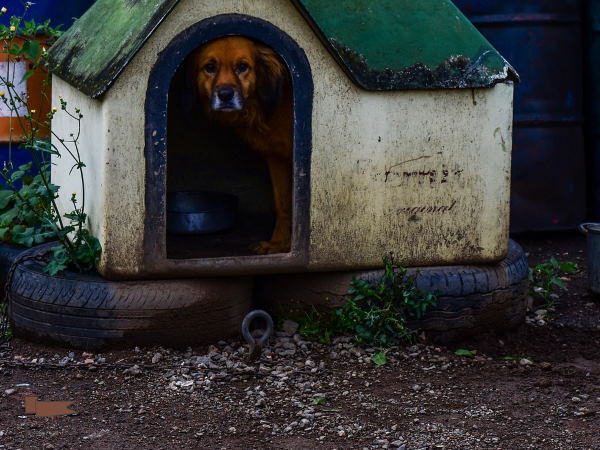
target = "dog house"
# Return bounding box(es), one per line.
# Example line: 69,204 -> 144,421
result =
47,0 -> 518,281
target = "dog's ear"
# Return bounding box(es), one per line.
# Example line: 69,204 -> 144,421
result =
255,44 -> 287,117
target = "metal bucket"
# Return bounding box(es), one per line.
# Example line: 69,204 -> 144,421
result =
579,223 -> 600,294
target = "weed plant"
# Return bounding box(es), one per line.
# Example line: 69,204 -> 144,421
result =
528,257 -> 578,309
0,4 -> 101,275
296,255 -> 438,347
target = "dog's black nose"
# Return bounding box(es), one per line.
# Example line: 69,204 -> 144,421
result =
217,87 -> 235,102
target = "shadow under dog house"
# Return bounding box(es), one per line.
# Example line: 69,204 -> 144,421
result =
48,0 -> 518,281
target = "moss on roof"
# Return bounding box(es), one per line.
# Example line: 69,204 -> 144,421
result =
48,0 -> 180,98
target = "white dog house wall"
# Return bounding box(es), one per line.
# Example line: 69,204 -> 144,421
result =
48,0 -> 519,281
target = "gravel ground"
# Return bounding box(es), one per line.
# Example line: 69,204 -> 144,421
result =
0,232 -> 599,449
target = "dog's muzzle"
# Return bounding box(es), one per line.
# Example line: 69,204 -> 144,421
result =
211,86 -> 244,111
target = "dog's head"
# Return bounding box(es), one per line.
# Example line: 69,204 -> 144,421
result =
189,36 -> 286,117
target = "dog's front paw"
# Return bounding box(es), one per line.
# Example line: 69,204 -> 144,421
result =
250,240 -> 290,255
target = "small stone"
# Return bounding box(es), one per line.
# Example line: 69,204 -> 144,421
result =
572,396 -> 582,403
574,407 -> 595,417
58,357 -> 69,366
281,320 -> 299,335
390,441 -> 405,449
152,353 -> 162,364
539,362 -> 552,370
411,384 -> 422,392
124,365 -> 142,376
4,388 -> 16,395
519,358 -> 533,366
282,342 -> 296,351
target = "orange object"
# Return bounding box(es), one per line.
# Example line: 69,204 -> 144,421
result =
24,396 -> 75,417
0,36 -> 51,143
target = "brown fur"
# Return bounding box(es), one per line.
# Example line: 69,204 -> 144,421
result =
190,37 -> 292,254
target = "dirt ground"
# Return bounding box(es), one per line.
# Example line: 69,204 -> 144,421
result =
0,232 -> 599,449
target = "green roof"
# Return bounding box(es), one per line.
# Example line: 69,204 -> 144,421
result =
292,0 -> 518,90
49,0 -> 517,98
48,0 -> 180,98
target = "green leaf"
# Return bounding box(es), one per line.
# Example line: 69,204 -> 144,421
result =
311,397 -> 327,406
550,277 -> 567,290
371,350 -> 388,366
12,226 -> 35,247
22,39 -> 42,61
559,261 -> 578,274
9,170 -> 25,183
454,349 -> 476,358
0,208 -> 18,226
0,190 -> 13,210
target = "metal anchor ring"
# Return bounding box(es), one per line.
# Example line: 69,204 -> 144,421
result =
241,309 -> 274,362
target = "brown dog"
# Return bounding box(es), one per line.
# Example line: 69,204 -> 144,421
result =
190,36 -> 292,254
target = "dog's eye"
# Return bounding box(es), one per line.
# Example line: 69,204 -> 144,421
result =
203,63 -> 217,74
235,62 -> 249,74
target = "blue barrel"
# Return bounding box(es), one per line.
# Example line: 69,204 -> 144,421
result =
586,1 -> 600,220
454,0 -> 586,232
0,0 -> 93,29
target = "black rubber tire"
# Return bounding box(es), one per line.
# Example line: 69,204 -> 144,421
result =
9,246 -> 253,350
256,240 -> 529,344
0,243 -> 29,301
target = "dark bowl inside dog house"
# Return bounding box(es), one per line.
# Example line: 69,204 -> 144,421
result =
167,191 -> 238,234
